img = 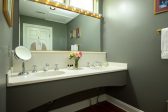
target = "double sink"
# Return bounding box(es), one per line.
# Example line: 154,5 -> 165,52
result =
7,62 -> 128,87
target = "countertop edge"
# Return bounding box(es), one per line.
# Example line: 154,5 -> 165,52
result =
7,62 -> 128,87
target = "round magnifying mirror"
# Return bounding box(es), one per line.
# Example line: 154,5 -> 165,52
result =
15,46 -> 32,61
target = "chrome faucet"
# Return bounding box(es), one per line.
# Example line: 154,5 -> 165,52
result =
94,61 -> 102,67
43,64 -> 49,71
32,65 -> 37,73
54,64 -> 59,70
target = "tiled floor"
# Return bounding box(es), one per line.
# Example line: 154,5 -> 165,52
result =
76,101 -> 126,112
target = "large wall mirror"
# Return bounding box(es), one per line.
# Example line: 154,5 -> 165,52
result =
13,0 -> 102,51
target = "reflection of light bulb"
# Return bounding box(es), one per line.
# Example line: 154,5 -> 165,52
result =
80,9 -> 84,13
72,8 -> 76,11
45,0 -> 50,4
65,5 -> 68,9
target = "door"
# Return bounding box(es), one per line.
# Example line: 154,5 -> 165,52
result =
23,23 -> 53,51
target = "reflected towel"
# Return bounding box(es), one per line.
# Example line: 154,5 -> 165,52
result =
161,28 -> 168,59
36,40 -> 42,50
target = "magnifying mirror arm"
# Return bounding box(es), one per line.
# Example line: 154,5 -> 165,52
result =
19,61 -> 28,75
22,61 -> 25,74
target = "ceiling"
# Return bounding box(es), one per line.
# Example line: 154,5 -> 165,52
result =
19,0 -> 79,24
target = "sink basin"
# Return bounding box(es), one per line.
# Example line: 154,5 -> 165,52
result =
35,71 -> 65,77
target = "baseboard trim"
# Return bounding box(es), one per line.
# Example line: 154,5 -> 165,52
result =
50,94 -> 107,112
50,94 -> 144,112
106,95 -> 144,112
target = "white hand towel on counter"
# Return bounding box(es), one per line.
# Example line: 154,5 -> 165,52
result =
161,28 -> 168,59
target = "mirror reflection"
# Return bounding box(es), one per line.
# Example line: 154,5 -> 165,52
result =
16,0 -> 101,51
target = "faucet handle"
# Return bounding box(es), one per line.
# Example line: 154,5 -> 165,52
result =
94,61 -> 102,67
54,64 -> 58,70
87,62 -> 91,67
43,63 -> 49,71
32,65 -> 37,72
46,63 -> 49,67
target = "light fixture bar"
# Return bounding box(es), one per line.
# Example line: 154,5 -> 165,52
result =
31,0 -> 103,19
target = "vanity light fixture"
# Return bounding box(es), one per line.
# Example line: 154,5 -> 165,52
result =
30,0 -> 102,19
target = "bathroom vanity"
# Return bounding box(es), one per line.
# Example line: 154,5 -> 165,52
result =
8,0 -> 128,112
7,62 -> 127,112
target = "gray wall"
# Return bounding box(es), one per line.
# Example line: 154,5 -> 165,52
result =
103,0 -> 168,112
67,15 -> 101,51
20,15 -> 68,50
0,0 -> 13,112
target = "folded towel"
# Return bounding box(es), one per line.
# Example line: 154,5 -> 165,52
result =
161,28 -> 168,59
36,40 -> 42,50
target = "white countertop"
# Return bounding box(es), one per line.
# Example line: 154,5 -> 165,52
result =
7,62 -> 127,87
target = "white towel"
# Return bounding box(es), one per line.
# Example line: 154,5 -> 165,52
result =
161,28 -> 168,59
71,45 -> 74,51
74,44 -> 79,51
